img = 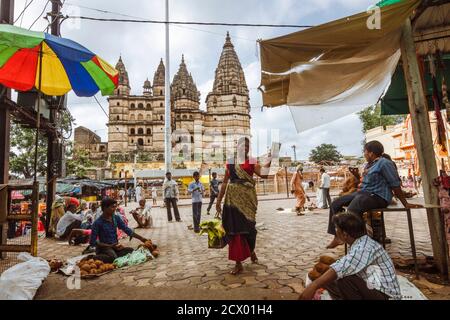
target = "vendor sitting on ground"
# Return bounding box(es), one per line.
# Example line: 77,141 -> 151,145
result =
90,197 -> 149,263
326,140 -> 421,249
300,212 -> 401,300
67,208 -> 95,246
56,198 -> 82,240
131,199 -> 153,228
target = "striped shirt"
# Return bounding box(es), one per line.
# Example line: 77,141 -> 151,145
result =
331,235 -> 401,299
360,157 -> 401,203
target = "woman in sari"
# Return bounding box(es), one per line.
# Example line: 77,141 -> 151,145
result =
216,137 -> 271,275
291,165 -> 307,215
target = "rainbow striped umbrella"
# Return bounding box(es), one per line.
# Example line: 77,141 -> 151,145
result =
0,24 -> 118,97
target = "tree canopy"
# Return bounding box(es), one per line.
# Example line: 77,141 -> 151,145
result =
309,144 -> 343,164
358,104 -> 405,133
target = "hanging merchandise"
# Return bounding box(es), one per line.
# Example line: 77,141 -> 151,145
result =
437,53 -> 450,123
429,54 -> 448,155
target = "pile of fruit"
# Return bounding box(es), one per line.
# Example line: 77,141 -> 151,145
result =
47,259 -> 63,272
308,255 -> 337,281
77,259 -> 116,277
138,239 -> 160,257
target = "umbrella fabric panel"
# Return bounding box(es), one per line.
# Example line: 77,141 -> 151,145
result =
81,59 -> 116,96
0,45 -> 39,91
44,33 -> 95,63
36,42 -> 72,95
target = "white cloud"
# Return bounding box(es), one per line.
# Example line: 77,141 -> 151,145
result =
12,0 -> 373,158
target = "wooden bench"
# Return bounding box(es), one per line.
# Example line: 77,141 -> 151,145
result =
344,203 -> 439,279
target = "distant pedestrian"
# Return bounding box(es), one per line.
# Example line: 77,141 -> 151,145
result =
291,165 -> 308,215
207,172 -> 220,216
118,188 -> 126,201
163,172 -> 181,222
320,168 -> 332,209
188,172 -> 205,233
135,184 -> 143,203
127,187 -> 132,202
151,186 -> 158,206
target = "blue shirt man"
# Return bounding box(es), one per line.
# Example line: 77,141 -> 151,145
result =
89,198 -> 148,263
360,157 -> 401,203
188,172 -> 205,233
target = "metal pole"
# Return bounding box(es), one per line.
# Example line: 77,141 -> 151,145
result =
124,170 -> 127,207
164,0 -> 171,173
285,166 -> 289,199
133,150 -> 137,190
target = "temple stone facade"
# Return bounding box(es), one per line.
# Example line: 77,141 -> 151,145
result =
77,33 -> 251,178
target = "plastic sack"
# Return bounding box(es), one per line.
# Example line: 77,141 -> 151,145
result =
0,253 -> 51,300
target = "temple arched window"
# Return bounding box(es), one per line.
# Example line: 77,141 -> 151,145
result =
138,128 -> 144,135
138,103 -> 144,109
160,103 -> 163,108
130,114 -> 135,121
130,128 -> 135,135
146,104 -> 151,109
130,103 -> 136,109
138,138 -> 144,146
147,129 -> 151,135
183,115 -> 187,120
116,115 -> 120,120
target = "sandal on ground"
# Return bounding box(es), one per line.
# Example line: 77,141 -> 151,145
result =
230,264 -> 243,275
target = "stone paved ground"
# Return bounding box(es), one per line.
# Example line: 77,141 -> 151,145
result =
23,197 -> 450,300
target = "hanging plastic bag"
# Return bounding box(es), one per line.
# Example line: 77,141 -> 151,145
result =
0,253 -> 51,300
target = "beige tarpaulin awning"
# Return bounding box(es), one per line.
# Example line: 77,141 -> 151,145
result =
259,0 -> 421,132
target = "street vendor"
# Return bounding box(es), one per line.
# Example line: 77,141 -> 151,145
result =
56,198 -> 82,240
131,199 -> 153,228
299,213 -> 401,300
90,197 -> 149,263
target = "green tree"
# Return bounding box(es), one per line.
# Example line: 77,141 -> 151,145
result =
309,144 -> 343,164
65,141 -> 93,177
10,122 -> 47,179
9,109 -> 75,179
358,104 -> 405,133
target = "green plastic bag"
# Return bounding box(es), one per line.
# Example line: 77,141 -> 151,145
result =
113,248 -> 153,268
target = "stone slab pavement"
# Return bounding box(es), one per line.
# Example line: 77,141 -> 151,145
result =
30,197 -> 449,300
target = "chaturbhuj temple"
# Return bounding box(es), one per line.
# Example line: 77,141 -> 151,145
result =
75,33 -> 251,179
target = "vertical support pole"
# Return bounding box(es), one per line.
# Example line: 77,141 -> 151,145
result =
285,166 -> 289,199
124,170 -> 128,207
46,0 -> 62,236
30,181 -> 39,256
0,0 -> 14,259
164,0 -> 171,173
400,18 -> 449,276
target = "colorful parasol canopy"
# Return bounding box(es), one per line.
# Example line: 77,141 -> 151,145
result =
0,24 -> 118,97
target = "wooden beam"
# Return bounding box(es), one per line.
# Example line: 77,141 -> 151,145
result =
400,18 -> 449,276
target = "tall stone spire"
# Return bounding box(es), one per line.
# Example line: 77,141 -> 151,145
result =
171,55 -> 200,104
210,32 -> 249,96
115,56 -> 130,95
153,58 -> 165,87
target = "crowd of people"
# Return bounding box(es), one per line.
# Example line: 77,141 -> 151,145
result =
43,137 -> 421,300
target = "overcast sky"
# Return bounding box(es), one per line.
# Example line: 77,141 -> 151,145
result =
13,0 -> 375,159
